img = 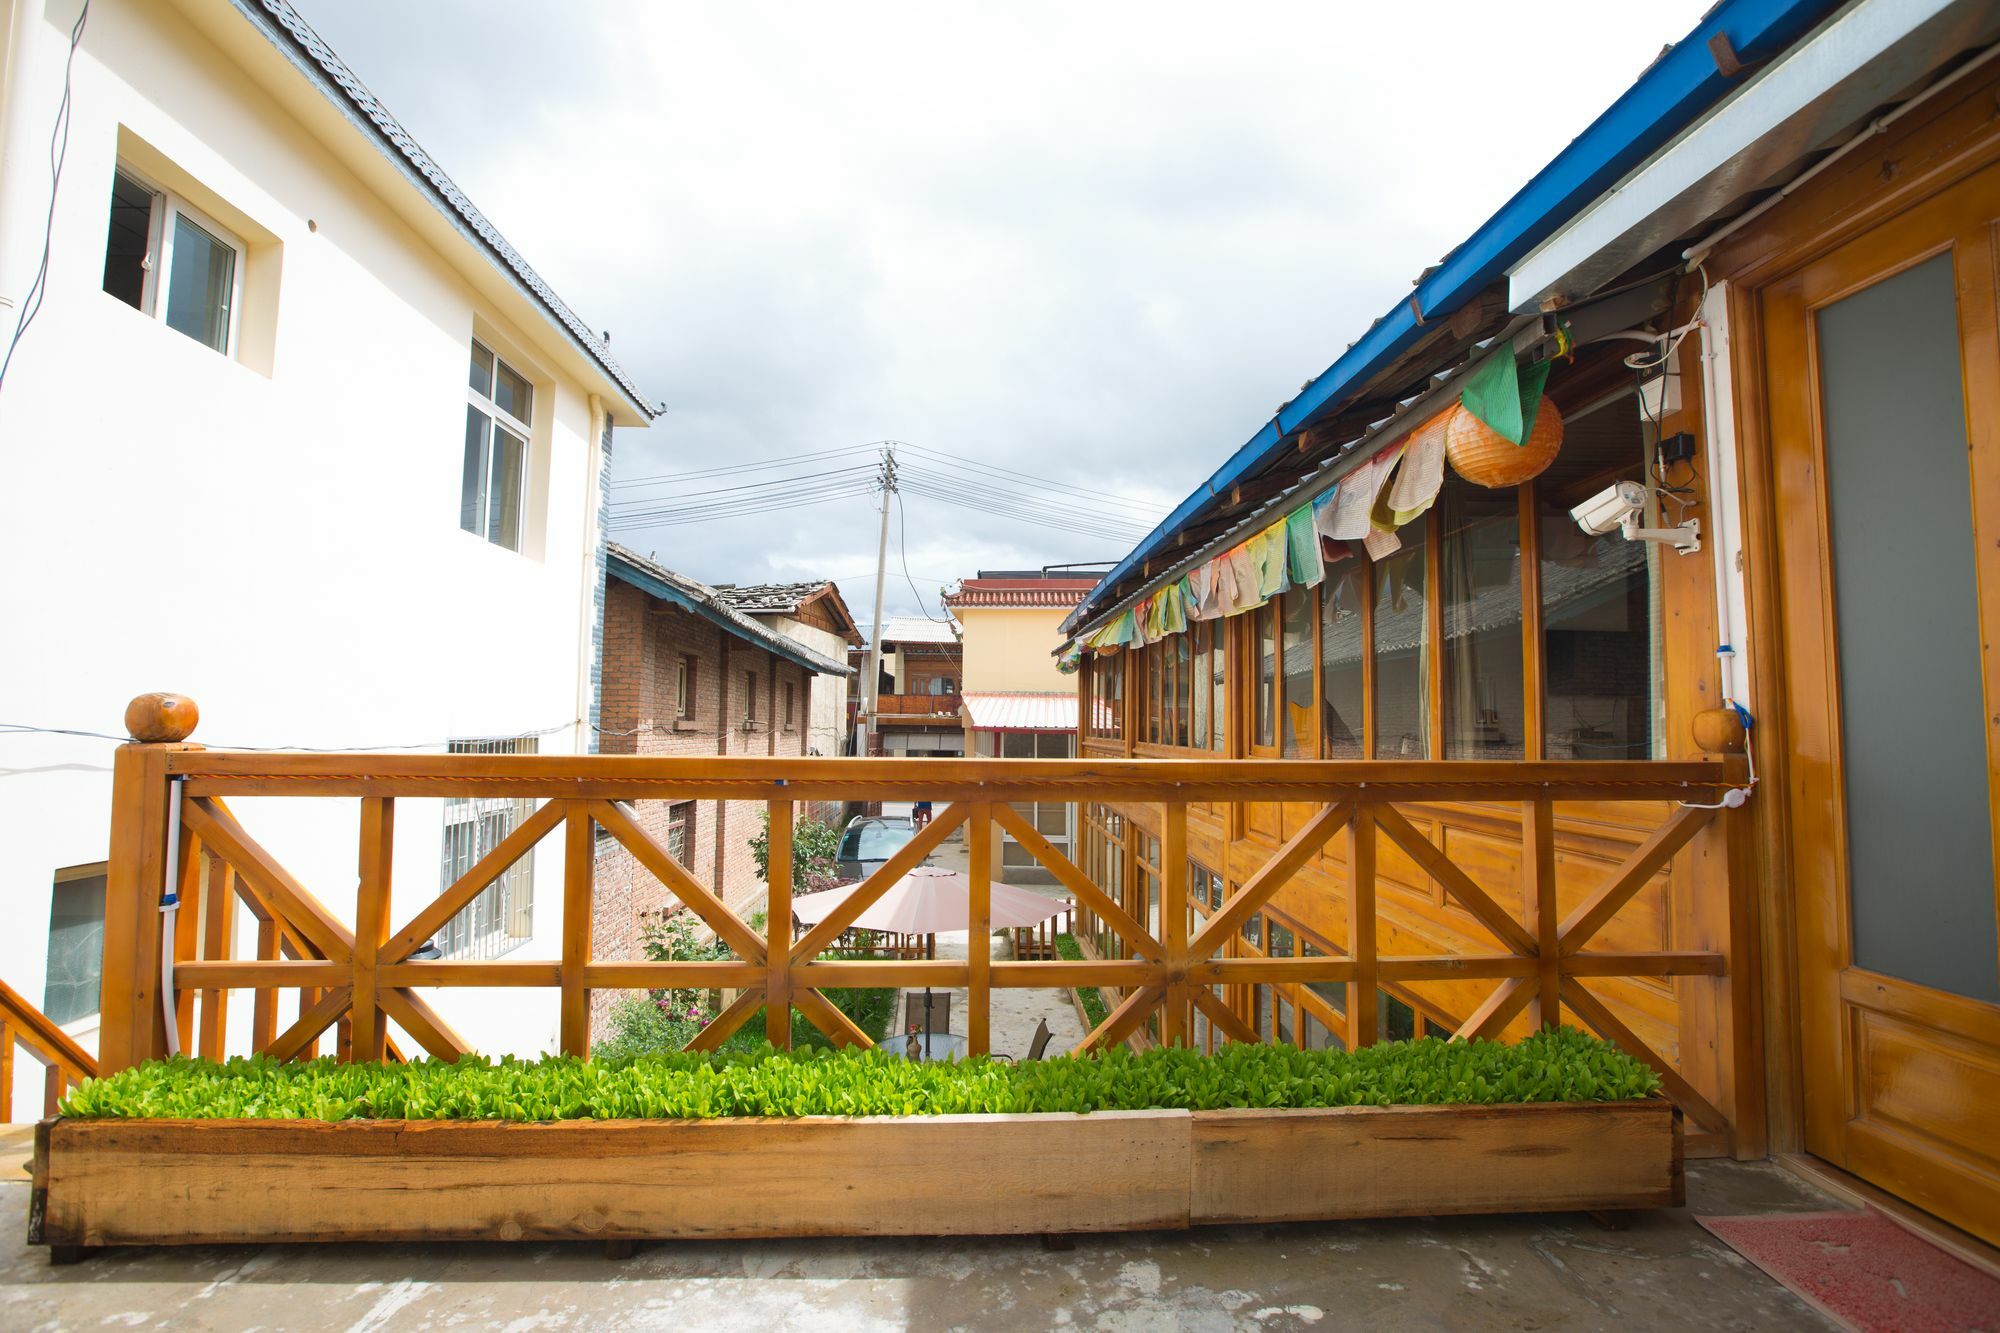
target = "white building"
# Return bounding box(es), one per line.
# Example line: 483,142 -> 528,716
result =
0,0 -> 659,1113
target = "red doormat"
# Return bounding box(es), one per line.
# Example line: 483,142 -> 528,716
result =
1698,1209 -> 2000,1332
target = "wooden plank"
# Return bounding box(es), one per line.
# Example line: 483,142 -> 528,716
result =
685,986 -> 765,1053
376,988 -> 469,1063
0,1025 -> 12,1122
378,961 -> 564,987
967,803 -> 992,1057
264,988 -> 352,1064
1524,799 -> 1559,1029
351,798 -> 394,1062
560,803 -> 594,1057
1563,951 -> 1728,978
38,1112 -> 1194,1245
988,961 -> 1161,988
991,801 -> 1163,961
1074,984 -> 1165,1055
1560,978 -> 1730,1134
1192,984 -> 1261,1046
183,798 -> 355,964
792,961 -> 972,988
1347,805 -> 1379,1048
765,800 -> 794,1049
1190,1100 -> 1679,1223
176,961 -> 350,988
1455,976 -> 1533,1042
101,745 -> 175,1073
382,800 -> 561,964
251,917 -> 278,1052
576,962 -> 760,990
588,800 -> 766,965
172,835 -> 202,1053
792,988 -> 872,1050
198,855 -> 236,1061
1558,803 -> 1716,953
1191,801 -> 1353,957
1162,802 -> 1189,1046
1371,803 -> 1539,956
788,802 -> 970,962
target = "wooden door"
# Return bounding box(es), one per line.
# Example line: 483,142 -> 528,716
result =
1766,163 -> 2000,1245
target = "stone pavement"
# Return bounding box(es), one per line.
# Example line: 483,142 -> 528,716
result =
0,1160 -> 1841,1329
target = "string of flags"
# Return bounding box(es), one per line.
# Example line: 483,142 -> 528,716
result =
1058,348 -> 1554,673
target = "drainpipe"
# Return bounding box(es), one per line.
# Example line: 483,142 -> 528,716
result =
158,776 -> 184,1057
577,393 -> 607,754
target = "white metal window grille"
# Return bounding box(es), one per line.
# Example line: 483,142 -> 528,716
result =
436,736 -> 538,958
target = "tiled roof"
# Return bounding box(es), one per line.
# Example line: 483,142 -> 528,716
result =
855,616 -> 961,646
944,578 -> 1097,609
961,693 -> 1081,732
606,546 -> 852,675
711,582 -> 836,614
238,1 -> 659,419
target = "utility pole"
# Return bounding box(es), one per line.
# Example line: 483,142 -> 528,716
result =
857,446 -> 896,757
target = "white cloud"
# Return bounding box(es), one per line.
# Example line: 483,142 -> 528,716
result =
297,0 -> 1710,615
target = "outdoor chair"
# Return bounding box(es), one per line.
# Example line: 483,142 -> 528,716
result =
994,1018 -> 1053,1065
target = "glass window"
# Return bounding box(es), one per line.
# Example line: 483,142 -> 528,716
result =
1147,644 -> 1163,743
1268,921 -> 1295,958
100,165 -> 241,357
1379,991 -> 1418,1043
1321,565 -> 1365,759
1540,397 -> 1662,759
1373,514 -> 1430,757
1440,481 -> 1524,759
1254,601 -> 1278,749
462,340 -> 532,552
1281,590 -> 1315,758
1210,621 -> 1228,753
1302,939 -> 1345,1015
1174,633 -> 1192,747
44,867 -> 106,1025
1242,911 -> 1263,949
1191,622 -> 1211,749
437,737 -> 538,958
163,213 -> 236,353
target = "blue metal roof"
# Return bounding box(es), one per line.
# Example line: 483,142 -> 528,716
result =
1068,0 -> 1843,633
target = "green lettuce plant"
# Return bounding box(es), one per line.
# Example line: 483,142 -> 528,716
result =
62,1027 -> 1660,1122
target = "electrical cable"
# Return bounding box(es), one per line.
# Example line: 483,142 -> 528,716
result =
894,489 -> 951,623
610,443 -> 881,488
893,461 -> 1160,530
894,440 -> 1169,513
0,0 -> 89,400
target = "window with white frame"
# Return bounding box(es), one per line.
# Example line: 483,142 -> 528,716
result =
462,340 -> 533,552
677,655 -> 695,720
101,165 -> 243,356
436,736 -> 537,958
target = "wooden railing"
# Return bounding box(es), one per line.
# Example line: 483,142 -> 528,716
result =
97,697 -> 1756,1149
0,977 -> 96,1121
871,693 -> 961,718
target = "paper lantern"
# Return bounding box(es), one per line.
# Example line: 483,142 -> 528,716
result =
1445,396 -> 1564,489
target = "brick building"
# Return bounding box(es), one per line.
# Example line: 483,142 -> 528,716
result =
592,545 -> 852,1029
709,581 -> 862,768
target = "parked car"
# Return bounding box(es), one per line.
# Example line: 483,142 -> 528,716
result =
836,814 -> 923,880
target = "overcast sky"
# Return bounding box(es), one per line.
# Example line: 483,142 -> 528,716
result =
296,1 -> 1712,622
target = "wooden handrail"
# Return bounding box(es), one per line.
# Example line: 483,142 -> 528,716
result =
0,976 -> 97,1122
97,694 -> 1757,1154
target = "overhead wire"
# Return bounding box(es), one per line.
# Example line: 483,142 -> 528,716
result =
0,0 -> 89,399
610,443 -> 881,490
894,489 -> 952,623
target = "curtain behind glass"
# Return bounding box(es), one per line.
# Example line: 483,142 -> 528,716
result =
1372,515 -> 1429,757
1281,591 -> 1315,758
1440,482 -> 1524,759
1321,565 -> 1365,758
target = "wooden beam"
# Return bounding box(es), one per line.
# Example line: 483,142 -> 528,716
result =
350,798 -> 394,1062
382,799 -> 561,964
966,803 -> 993,1057
588,799 -> 766,965
263,987 -> 352,1064
1559,804 -> 1717,953
765,799 -> 794,1049
1524,799 -> 1559,1030
197,854 -> 236,1061
686,986 -> 765,1053
793,988 -> 872,1050
1371,804 -> 1538,956
1192,802 -> 1353,958
560,802 -> 595,1057
1161,802 -> 1189,1046
1561,978 -> 1730,1134
1455,976 -> 1533,1042
1191,984 -> 1260,1046
1347,804 -> 1379,1048
377,987 -> 469,1062
183,798 -> 354,963
991,801 -> 1163,961
788,802 -> 970,962
1074,984 -> 1165,1055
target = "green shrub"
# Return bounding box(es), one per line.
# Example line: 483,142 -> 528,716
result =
61,1028 -> 1659,1122
1054,932 -> 1110,1029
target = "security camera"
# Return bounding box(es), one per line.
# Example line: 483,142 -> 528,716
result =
1571,480 -> 1702,554
1571,481 -> 1649,536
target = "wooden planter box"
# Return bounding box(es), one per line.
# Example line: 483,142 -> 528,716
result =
30,1099 -> 1679,1250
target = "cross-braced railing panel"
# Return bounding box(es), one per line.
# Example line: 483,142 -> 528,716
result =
102,740 -> 1755,1150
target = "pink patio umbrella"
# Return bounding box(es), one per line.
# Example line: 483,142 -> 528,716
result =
791,865 -> 1068,935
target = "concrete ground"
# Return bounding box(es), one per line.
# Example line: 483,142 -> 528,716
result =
0,1159 -> 1842,1330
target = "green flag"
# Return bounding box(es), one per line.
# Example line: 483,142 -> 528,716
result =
1459,348 -> 1551,445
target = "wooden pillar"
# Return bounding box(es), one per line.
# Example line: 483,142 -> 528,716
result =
560,801 -> 594,1056
172,835 -> 203,1053
251,917 -> 278,1053
350,797 -> 394,1062
1161,802 -> 1188,1045
100,745 -> 173,1074
1518,481 -> 1546,761
1524,798 -> 1560,1029
0,1025 -> 13,1123
1347,805 -> 1378,1047
966,804 -> 993,1055
198,858 -> 237,1060
765,799 -> 794,1048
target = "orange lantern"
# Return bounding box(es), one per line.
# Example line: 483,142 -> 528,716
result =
1444,395 -> 1564,489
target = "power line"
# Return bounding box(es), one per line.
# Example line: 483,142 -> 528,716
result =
895,440 -> 1169,514
0,1 -> 88,400
610,443 -> 880,489
894,461 -> 1157,532
606,462 -> 881,507
894,489 -> 951,623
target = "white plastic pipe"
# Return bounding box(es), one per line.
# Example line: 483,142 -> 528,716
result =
159,777 -> 184,1058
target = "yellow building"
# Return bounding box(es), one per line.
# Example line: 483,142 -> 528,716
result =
946,573 -> 1098,882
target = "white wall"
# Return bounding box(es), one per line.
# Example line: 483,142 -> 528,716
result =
0,0 -> 632,1113
758,614 -> 849,757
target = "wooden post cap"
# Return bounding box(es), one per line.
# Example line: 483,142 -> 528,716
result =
1691,707 -> 1746,754
125,693 -> 199,743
